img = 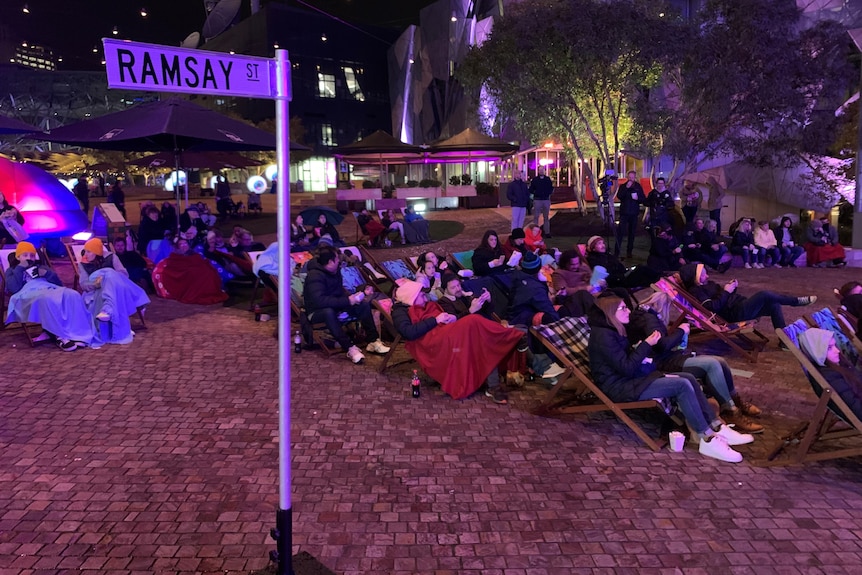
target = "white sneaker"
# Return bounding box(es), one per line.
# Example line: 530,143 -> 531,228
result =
699,434 -> 743,463
347,345 -> 365,364
744,263 -> 752,269
33,332 -> 52,343
365,340 -> 390,354
543,363 -> 566,379
715,424 -> 754,446
96,312 -> 111,322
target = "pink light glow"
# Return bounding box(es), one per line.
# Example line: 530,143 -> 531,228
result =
0,157 -> 88,236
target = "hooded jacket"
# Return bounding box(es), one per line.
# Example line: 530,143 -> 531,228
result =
678,263 -> 744,316
303,260 -> 349,314
506,270 -> 559,326
586,303 -> 662,403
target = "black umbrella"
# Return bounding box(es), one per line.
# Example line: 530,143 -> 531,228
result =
0,114 -> 39,135
299,205 -> 344,226
33,98 -> 303,226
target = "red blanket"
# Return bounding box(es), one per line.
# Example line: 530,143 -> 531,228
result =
405,302 -> 522,399
804,242 -> 845,266
153,253 -> 228,305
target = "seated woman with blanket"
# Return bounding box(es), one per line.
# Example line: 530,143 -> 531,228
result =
391,279 -> 523,404
4,241 -> 95,351
799,328 -> 862,423
152,237 -> 228,305
78,238 -> 151,345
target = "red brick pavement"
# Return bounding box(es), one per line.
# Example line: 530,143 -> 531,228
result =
2,211 -> 862,574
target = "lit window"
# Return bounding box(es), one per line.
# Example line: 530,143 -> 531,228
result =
321,124 -> 335,147
317,73 -> 335,98
343,67 -> 365,102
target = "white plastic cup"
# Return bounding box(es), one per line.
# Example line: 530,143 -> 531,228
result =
669,431 -> 685,452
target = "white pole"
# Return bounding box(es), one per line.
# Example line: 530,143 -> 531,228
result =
274,48 -> 293,575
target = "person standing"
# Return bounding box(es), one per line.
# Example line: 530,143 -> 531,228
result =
529,167 -> 554,238
73,176 -> 90,219
646,177 -> 674,232
506,170 -> 530,230
613,170 -> 646,258
107,180 -> 126,220
680,181 -> 702,225
706,177 -> 725,236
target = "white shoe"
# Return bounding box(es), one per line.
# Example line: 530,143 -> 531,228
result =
714,424 -> 754,446
347,345 -> 365,364
699,435 -> 743,463
365,339 -> 390,354
543,363 -> 566,379
96,311 -> 111,322
744,263 -> 752,269
33,332 -> 52,343
756,263 -> 765,269
773,264 -> 782,269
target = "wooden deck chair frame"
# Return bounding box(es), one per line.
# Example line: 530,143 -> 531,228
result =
351,211 -> 370,246
289,272 -> 361,357
371,299 -> 415,373
654,276 -> 768,363
804,307 -> 862,358
0,245 -> 54,345
448,250 -> 475,272
530,317 -> 668,452
357,245 -> 411,287
64,240 -> 147,330
763,324 -> 862,465
350,245 -> 391,290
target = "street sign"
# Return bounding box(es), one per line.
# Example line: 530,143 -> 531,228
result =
103,38 -> 274,99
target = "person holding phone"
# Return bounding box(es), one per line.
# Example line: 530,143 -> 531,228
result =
437,272 -> 494,320
587,293 -> 753,462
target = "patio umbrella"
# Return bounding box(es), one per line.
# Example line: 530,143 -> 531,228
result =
427,127 -> 519,161
0,115 -> 39,135
129,151 -> 263,170
334,130 -> 425,186
299,205 -> 344,226
32,98 -> 289,223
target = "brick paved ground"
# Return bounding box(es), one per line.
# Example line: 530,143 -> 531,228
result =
2,205 -> 862,574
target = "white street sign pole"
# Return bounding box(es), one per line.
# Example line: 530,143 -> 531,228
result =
103,38 -> 295,574
274,48 -> 294,575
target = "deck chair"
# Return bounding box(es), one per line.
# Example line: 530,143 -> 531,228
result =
0,246 -> 48,345
530,316 -> 673,452
289,272 -> 360,357
449,250 -> 475,272
371,298 -> 415,373
653,276 -> 768,363
805,307 -> 862,359
344,246 -> 389,289
377,258 -> 415,284
351,211 -> 370,246
764,321 -> 862,465
245,250 -> 266,311
65,240 -> 147,330
405,255 -> 420,272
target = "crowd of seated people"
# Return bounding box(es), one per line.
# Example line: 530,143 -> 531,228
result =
805,214 -> 846,268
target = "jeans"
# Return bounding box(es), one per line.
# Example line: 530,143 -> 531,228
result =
779,245 -> 803,266
727,290 -> 798,329
533,199 -> 551,234
309,301 -> 379,350
511,206 -> 526,230
682,355 -> 736,406
761,246 -> 781,266
615,213 -> 639,256
637,373 -> 715,435
709,209 -> 722,237
730,245 -> 764,265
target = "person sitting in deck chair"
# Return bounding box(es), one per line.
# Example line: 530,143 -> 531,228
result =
4,242 -> 95,351
678,263 -> 817,331
799,328 -> 862,422
78,238 -> 150,345
587,293 -> 753,462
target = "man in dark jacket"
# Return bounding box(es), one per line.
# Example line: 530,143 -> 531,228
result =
613,170 -> 646,258
646,177 -> 674,232
506,170 -> 530,230
437,272 -> 495,320
506,252 -> 559,327
678,263 -> 817,330
303,249 -> 389,363
528,167 -> 554,237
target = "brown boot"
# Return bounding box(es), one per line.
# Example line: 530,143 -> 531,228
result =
721,409 -> 764,434
732,393 -> 762,417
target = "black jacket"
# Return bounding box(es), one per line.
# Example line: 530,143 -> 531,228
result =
678,263 -> 744,318
528,175 -> 554,201
303,260 -> 349,314
506,179 -> 530,208
391,302 -> 437,341
586,305 -> 661,402
616,181 -> 646,217
626,307 -> 688,372
586,251 -> 627,284
472,246 -> 506,277
506,270 -> 559,326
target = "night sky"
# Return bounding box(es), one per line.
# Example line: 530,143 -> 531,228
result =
0,0 -> 435,71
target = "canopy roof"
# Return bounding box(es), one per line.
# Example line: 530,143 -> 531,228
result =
427,128 -> 519,161
333,130 -> 424,164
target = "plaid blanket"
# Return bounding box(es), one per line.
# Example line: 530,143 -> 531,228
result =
535,316 -> 674,414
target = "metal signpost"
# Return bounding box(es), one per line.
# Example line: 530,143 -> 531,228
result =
104,38 -> 295,575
